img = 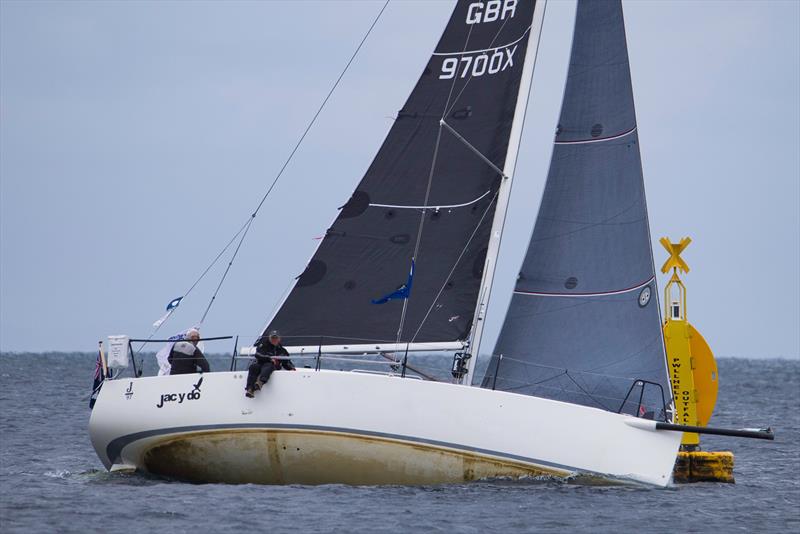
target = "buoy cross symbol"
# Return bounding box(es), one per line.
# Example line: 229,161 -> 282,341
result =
660,237 -> 691,274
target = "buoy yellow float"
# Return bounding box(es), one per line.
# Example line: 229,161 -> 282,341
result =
660,237 -> 734,483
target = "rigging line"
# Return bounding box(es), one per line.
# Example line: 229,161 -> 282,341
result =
487,354 -> 654,382
491,369 -> 567,390
444,14 -> 513,118
440,120 -> 506,178
499,380 -> 645,407
199,216 -> 255,324
395,124 -> 444,345
197,0 -> 391,325
442,21 -> 476,121
133,216 -> 253,355
564,371 -> 613,411
409,190 -> 499,344
183,217 -> 252,299
252,0 -> 391,217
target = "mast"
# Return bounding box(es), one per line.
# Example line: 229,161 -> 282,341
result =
463,0 -> 548,386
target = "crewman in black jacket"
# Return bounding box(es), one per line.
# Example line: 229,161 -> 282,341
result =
245,330 -> 295,398
168,328 -> 210,375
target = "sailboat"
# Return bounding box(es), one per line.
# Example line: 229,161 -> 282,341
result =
90,0 -> 686,487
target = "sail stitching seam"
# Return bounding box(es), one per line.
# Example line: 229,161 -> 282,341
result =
554,126 -> 637,145
513,276 -> 654,298
431,25 -> 531,56
368,189 -> 491,210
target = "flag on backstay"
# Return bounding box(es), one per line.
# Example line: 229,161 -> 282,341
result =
371,260 -> 414,305
152,296 -> 183,328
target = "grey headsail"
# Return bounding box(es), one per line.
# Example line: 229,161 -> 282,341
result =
264,1 -> 543,347
483,0 -> 671,418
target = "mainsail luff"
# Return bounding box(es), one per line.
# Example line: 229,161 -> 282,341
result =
264,1 -> 541,347
484,0 -> 672,417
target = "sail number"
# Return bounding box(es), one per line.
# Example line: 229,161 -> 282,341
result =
466,0 -> 517,24
439,45 -> 517,80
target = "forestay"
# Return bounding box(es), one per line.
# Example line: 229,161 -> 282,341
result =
264,0 -> 541,347
483,0 -> 672,417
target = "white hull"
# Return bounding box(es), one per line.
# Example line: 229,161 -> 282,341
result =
89,370 -> 681,486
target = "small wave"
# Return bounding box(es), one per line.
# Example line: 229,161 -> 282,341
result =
44,469 -> 74,479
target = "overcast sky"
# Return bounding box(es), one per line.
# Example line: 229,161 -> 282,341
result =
1,0 -> 798,359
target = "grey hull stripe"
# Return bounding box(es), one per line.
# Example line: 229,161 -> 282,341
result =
107,423 -> 578,475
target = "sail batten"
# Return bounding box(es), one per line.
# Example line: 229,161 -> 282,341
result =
263,1 -> 542,347
484,0 -> 672,417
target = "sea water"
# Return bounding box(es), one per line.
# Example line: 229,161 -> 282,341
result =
0,354 -> 797,533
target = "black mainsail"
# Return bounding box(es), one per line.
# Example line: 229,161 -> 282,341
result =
483,0 -> 671,417
264,1 -> 544,347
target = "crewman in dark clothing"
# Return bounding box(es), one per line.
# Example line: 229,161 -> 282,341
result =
245,330 -> 295,398
169,328 -> 210,375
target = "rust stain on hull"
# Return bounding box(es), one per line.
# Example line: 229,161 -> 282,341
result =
142,429 -> 569,485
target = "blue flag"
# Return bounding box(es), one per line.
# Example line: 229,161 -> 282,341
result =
166,296 -> 183,311
372,260 -> 414,305
153,296 -> 184,328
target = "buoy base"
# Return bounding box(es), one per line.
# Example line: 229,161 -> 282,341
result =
673,451 -> 734,483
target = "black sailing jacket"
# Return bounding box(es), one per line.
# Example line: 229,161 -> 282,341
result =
168,341 -> 211,375
253,338 -> 295,369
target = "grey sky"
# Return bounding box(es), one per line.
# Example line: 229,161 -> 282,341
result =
1,0 -> 798,359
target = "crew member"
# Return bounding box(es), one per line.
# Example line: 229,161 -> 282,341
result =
246,330 -> 295,398
168,328 -> 210,375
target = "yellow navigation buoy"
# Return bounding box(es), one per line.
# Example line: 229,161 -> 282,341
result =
660,237 -> 733,483
673,450 -> 734,483
688,323 -> 718,427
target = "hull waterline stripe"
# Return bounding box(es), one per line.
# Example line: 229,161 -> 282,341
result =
554,126 -> 637,145
514,276 -> 654,298
369,190 -> 491,210
106,422 -> 578,475
432,26 -> 531,56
